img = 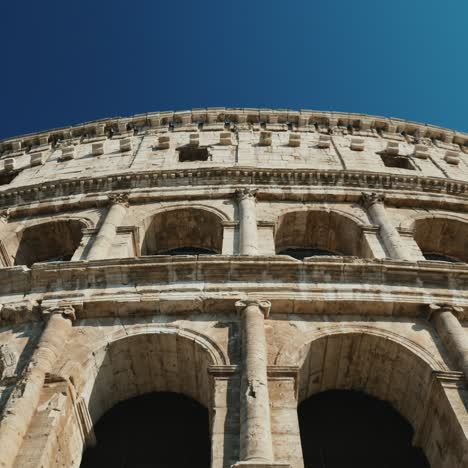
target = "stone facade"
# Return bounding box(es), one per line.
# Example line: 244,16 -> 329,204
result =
0,108 -> 467,467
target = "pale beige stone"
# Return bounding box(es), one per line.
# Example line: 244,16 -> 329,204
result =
0,109 -> 466,468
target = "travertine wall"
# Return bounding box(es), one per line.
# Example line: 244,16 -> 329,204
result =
0,108 -> 467,468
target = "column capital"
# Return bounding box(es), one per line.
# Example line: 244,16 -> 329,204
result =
360,191 -> 385,209
0,208 -> 11,223
427,303 -> 464,321
236,299 -> 271,318
107,192 -> 130,207
235,187 -> 258,202
41,303 -> 76,321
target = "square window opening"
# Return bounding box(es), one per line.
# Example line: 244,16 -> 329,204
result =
0,172 -> 17,186
178,147 -> 210,162
380,154 -> 415,170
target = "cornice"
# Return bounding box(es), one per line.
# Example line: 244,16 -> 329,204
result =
2,108 -> 468,150
0,256 -> 467,325
2,167 -> 468,215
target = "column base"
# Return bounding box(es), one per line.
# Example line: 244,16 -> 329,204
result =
232,462 -> 291,468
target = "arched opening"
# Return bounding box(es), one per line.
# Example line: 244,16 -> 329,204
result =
275,210 -> 368,259
158,246 -> 218,256
422,252 -> 460,263
414,217 -> 468,263
140,208 -> 224,256
81,392 -> 210,468
292,331 -> 465,468
53,329 -> 224,467
14,219 -> 84,267
279,247 -> 340,260
299,390 -> 430,468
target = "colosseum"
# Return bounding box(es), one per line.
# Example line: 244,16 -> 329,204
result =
0,108 -> 467,468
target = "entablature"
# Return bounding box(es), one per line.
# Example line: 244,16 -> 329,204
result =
1,256 -> 467,325
2,167 -> 468,216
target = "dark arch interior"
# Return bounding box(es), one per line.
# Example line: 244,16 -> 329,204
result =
414,217 -> 468,263
158,246 -> 217,256
275,210 -> 369,258
278,247 -> 340,260
81,392 -> 210,468
298,390 -> 430,468
14,220 -> 84,267
422,251 -> 460,263
141,208 -> 223,255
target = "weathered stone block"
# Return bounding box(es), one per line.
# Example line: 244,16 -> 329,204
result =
92,142 -> 104,156
318,134 -> 331,148
119,138 -> 132,152
30,152 -> 44,167
3,158 -> 15,171
60,146 -> 75,161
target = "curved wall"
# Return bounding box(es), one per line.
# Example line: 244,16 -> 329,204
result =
0,109 -> 467,468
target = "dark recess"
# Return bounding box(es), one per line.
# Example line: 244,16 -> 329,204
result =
299,390 -> 430,468
381,154 -> 415,170
178,147 -> 209,162
81,392 -> 210,468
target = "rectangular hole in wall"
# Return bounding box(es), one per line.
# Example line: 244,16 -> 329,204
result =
0,171 -> 18,185
178,147 -> 209,162
380,154 -> 415,170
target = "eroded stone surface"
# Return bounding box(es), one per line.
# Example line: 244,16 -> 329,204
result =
0,109 -> 467,468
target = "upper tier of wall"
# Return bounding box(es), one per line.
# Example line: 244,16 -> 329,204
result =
0,109 -> 467,202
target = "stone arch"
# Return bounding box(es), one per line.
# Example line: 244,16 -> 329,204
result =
72,325 -> 227,420
406,214 -> 468,262
274,208 -> 371,258
140,205 -> 228,255
13,215 -> 95,233
141,203 -> 231,223
10,217 -> 89,266
277,326 -> 462,468
52,326 -> 227,466
274,324 -> 447,370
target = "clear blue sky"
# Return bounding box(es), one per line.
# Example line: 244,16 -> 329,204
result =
1,0 -> 467,139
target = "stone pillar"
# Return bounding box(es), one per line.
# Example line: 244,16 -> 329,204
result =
86,193 -> 128,260
236,189 -> 259,255
428,303 -> 468,382
360,192 -> 409,260
208,366 -> 241,468
267,368 -> 303,468
235,299 -> 274,465
0,305 -> 75,468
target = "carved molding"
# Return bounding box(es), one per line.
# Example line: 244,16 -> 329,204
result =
0,259 -> 468,325
221,221 -> 239,228
1,169 -> 468,215
208,365 -> 239,377
433,370 -> 466,389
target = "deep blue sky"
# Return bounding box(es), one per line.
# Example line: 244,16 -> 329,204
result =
1,1 -> 467,139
